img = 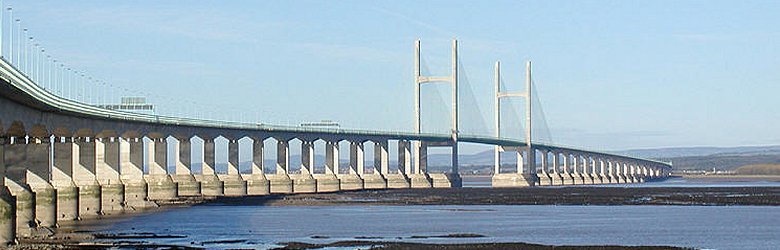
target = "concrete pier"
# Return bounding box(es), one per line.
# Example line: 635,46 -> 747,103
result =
617,162 -> 629,183
291,141 -> 316,193
549,153 -> 564,185
570,156 -> 586,185
52,138 -> 79,221
315,141 -> 340,192
537,152 -> 553,186
362,173 -> 387,189
0,143 -> 13,244
73,139 -> 102,218
0,185 -> 15,247
339,141 -> 365,190
95,138 -> 124,214
119,138 -> 154,210
218,140 -> 248,196
4,141 -> 38,237
560,154 -> 574,185
20,139 -> 56,228
410,142 -> 432,188
597,159 -> 610,184
245,138 -> 270,195
144,138 -> 177,201
171,138 -> 200,196
196,139 -> 224,196
269,140 -> 293,193
386,141 -> 412,189
364,141 -> 389,189
584,157 -> 597,185
430,173 -> 461,188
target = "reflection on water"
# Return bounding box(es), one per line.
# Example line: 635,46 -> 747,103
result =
80,204 -> 780,250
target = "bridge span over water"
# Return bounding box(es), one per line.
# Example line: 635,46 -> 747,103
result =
0,34 -> 671,245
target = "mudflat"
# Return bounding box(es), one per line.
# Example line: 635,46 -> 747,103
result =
211,186 -> 780,206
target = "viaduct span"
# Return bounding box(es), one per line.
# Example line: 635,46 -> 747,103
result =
0,39 -> 671,245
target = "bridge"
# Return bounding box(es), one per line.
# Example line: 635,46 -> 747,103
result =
0,15 -> 671,246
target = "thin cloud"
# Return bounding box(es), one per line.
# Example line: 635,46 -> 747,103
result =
369,6 -> 455,38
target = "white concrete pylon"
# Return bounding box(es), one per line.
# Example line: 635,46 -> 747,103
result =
325,141 -> 339,175
276,140 -> 289,175
174,137 -> 192,175
202,138 -> 216,175
227,140 -> 239,175
301,141 -> 314,175
251,138 -> 264,175
374,141 -> 389,175
147,138 -> 167,175
349,141 -> 364,175
398,140 -> 411,175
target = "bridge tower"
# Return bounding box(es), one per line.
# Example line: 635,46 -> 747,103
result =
492,61 -> 537,187
412,39 -> 462,188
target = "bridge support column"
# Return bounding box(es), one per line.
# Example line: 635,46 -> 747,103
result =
618,162 -> 629,183
606,160 -> 617,184
4,139 -> 38,237
570,155 -> 586,185
314,141 -> 339,193
385,140 -> 411,189
339,141 -> 364,190
95,138 -> 124,214
23,138 -> 56,230
292,141 -> 316,193
630,164 -> 640,183
492,147 -> 535,187
171,137 -> 200,197
219,139 -> 247,196
73,138 -> 101,219
144,138 -> 177,201
52,138 -> 79,221
430,142 -> 462,188
363,141 -> 388,189
597,159 -> 609,184
244,137 -> 269,195
550,152 -> 563,185
195,138 -> 224,196
537,151 -> 552,186
0,138 -> 14,246
120,137 -> 154,210
636,165 -> 646,183
268,140 -> 292,193
584,156 -> 597,185
560,153 -> 573,185
409,141 -> 432,188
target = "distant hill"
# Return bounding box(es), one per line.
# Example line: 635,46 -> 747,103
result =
613,145 -> 780,171
735,164 -> 780,175
614,145 -> 780,159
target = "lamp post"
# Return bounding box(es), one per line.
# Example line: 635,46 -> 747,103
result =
15,20 -> 20,65
1,1 -> 4,58
7,8 -> 13,63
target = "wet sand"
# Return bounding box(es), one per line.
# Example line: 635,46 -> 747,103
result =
213,186 -> 780,206
278,241 -> 689,249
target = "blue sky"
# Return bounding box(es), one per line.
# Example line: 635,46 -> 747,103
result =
5,0 -> 780,151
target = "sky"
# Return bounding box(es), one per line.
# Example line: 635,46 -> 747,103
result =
4,0 -> 780,152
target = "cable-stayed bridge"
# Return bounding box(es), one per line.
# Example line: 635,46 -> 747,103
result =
0,9 -> 671,246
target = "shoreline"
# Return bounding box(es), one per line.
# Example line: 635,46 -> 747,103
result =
209,186 -> 780,206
